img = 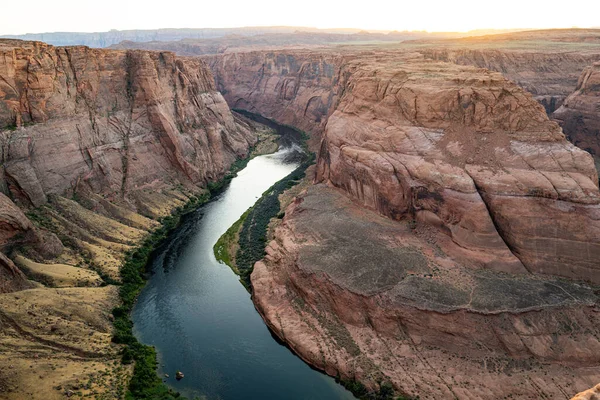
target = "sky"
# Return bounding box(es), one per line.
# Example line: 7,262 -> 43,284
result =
2,0 -> 598,35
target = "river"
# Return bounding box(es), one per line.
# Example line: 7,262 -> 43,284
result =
132,119 -> 355,400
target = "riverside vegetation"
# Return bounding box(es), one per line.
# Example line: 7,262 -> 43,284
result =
213,113 -> 313,289
112,193 -> 207,400
212,131 -> 415,400
214,153 -> 314,289
111,118 -> 280,399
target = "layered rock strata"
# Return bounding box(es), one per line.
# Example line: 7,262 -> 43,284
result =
420,48 -> 600,114
211,48 -> 600,398
553,62 -> 600,159
0,40 -> 255,207
206,51 -> 346,146
254,184 -> 600,399
0,39 -> 258,398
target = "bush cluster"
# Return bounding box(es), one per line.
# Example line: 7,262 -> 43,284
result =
337,378 -> 415,400
112,195 -> 209,399
235,154 -> 314,287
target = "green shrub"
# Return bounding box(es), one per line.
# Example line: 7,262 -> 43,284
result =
234,153 -> 315,288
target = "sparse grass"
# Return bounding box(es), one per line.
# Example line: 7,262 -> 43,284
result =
213,209 -> 250,274
110,131 -> 277,399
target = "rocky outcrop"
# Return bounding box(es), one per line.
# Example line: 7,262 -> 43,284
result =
0,192 -> 35,292
208,47 -> 600,398
553,62 -> 600,158
0,40 -> 256,208
254,184 -> 600,399
0,251 -> 32,292
572,384 -> 600,400
211,49 -> 600,283
420,48 -> 600,114
415,31 -> 600,170
206,51 -> 346,146
315,53 -> 600,284
0,192 -> 33,248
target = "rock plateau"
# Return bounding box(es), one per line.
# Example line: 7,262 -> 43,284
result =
209,46 -> 600,399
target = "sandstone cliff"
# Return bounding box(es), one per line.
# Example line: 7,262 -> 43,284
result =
414,30 -> 600,172
206,51 -> 347,147
553,62 -> 600,160
0,39 -> 258,398
419,48 -> 600,114
211,49 -> 600,283
0,40 -> 255,208
255,184 -> 600,399
211,48 -> 600,398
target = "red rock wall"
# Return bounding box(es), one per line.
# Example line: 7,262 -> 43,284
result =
0,40 -> 256,208
420,48 -> 600,113
205,51 -> 346,146
318,54 -> 600,283
210,49 -> 600,283
553,62 -> 600,158
0,40 -> 258,293
253,183 -> 600,399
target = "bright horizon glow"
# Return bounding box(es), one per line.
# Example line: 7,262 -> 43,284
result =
1,0 -> 598,36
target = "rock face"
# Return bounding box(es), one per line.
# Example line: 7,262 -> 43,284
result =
415,31 -> 600,172
212,49 -> 600,283
417,29 -> 600,115
420,48 -> 600,114
318,53 -> 600,283
0,250 -> 32,293
206,51 -> 345,146
0,39 -> 255,208
553,62 -> 600,158
0,39 -> 260,398
0,192 -> 33,248
0,192 -> 34,292
212,48 -> 600,398
254,184 -> 600,399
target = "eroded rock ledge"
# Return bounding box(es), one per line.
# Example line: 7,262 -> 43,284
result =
211,49 -> 600,284
553,62 -> 600,161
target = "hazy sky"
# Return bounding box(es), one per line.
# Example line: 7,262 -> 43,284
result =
2,0 -> 598,35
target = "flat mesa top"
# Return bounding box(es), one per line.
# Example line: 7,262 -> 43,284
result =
290,184 -> 596,314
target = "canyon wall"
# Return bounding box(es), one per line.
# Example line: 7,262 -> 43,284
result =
553,62 -> 600,158
211,49 -> 600,283
420,48 -> 600,114
212,48 -> 600,398
0,39 -> 258,398
418,44 -> 600,170
206,51 -> 347,146
0,40 -> 255,208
